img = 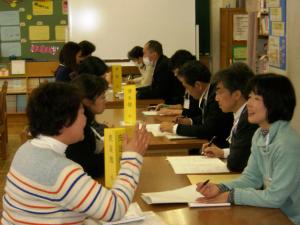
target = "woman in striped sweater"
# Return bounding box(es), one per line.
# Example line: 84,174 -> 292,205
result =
1,82 -> 149,224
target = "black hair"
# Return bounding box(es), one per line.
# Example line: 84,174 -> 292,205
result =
27,82 -> 82,137
169,50 -> 196,71
213,62 -> 255,99
71,74 -> 108,102
79,40 -> 96,57
146,40 -> 163,56
127,46 -> 144,60
178,60 -> 211,85
77,56 -> 108,77
247,73 -> 296,123
58,41 -> 81,70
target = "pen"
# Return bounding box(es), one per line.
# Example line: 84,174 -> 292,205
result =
208,136 -> 217,146
200,179 -> 210,188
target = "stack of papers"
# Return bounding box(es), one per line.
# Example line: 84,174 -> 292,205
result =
142,111 -> 159,116
166,156 -> 230,174
141,185 -> 230,208
145,124 -> 196,140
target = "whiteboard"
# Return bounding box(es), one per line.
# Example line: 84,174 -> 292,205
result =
68,0 -> 195,60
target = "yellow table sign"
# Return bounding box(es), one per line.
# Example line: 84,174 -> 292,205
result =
112,65 -> 122,94
124,85 -> 136,125
104,128 -> 125,188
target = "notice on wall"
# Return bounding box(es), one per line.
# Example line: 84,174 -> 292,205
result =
233,14 -> 248,41
29,25 -> 50,41
32,0 -> 53,15
270,7 -> 282,21
0,42 -> 21,57
232,45 -> 247,63
0,10 -> 19,26
55,25 -> 67,41
268,36 -> 280,67
0,26 -> 20,41
267,0 -> 280,8
271,22 -> 285,37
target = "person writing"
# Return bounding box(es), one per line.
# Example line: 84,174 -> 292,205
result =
1,82 -> 149,224
202,62 -> 258,172
196,74 -> 300,225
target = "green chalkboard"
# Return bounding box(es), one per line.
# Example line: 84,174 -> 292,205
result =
0,0 -> 68,61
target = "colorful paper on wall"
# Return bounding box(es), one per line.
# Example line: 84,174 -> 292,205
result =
0,42 -> 21,57
11,60 -> 26,75
32,0 -> 53,15
0,26 -> 21,41
31,44 -> 60,55
232,45 -> 247,63
0,11 -> 19,26
29,26 -> 50,41
55,25 -> 67,41
233,14 -> 248,41
104,128 -> 125,188
124,85 -> 136,125
267,0 -> 280,7
270,7 -> 282,21
271,22 -> 285,37
112,65 -> 122,94
62,0 -> 68,15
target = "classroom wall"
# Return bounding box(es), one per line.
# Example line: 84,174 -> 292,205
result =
287,0 -> 300,132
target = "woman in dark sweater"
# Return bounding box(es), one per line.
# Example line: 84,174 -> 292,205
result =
66,74 -> 108,178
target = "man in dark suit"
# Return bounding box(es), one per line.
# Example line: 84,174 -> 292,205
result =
160,60 -> 233,148
202,62 -> 258,172
137,40 -> 184,104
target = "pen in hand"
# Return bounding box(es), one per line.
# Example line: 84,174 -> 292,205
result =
200,179 -> 210,188
208,136 -> 217,147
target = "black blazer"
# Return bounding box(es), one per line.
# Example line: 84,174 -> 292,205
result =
227,107 -> 258,172
176,84 -> 233,148
137,55 -> 185,104
66,109 -> 105,178
182,95 -> 202,118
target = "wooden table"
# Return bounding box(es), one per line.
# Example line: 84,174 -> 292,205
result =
133,157 -> 293,225
96,108 -> 207,150
105,90 -> 164,109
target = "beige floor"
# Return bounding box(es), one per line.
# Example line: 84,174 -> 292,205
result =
0,115 -> 27,211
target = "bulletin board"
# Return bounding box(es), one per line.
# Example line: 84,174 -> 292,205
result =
0,0 -> 68,61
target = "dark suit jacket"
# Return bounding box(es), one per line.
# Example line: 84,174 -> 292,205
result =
176,84 -> 233,148
227,107 -> 258,172
182,95 -> 202,118
137,55 -> 185,104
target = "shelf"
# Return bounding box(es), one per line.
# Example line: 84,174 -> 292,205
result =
0,74 -> 54,79
258,34 -> 269,39
7,91 -> 27,95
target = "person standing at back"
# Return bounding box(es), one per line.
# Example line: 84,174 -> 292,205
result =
55,41 -> 81,82
137,40 -> 185,104
79,40 -> 96,60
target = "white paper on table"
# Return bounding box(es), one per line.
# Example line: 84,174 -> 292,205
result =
141,184 -> 202,204
145,124 -> 168,137
103,202 -> 145,225
166,156 -> 230,174
142,111 -> 159,116
188,202 -> 231,208
165,134 -> 196,140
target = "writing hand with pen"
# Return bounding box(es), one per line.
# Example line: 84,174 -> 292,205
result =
159,116 -> 192,133
195,179 -> 229,203
201,136 -> 224,158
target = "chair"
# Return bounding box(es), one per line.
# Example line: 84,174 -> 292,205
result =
0,82 -> 8,159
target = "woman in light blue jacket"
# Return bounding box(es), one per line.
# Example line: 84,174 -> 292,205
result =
196,74 -> 300,225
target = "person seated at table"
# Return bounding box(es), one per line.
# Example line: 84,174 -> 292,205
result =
127,46 -> 154,87
79,40 -> 96,60
65,74 -> 110,178
196,74 -> 300,225
202,62 -> 258,172
137,40 -> 185,104
160,60 -> 233,148
1,82 -> 149,224
55,41 -> 82,82
155,49 -> 200,118
74,56 -> 112,84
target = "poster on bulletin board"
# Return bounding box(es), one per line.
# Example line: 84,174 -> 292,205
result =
0,0 -> 68,61
268,0 -> 286,75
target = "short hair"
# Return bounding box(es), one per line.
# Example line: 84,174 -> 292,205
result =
247,73 -> 296,123
77,56 -> 108,77
127,46 -> 144,60
27,82 -> 82,138
146,40 -> 163,56
59,41 -> 81,70
213,62 -> 255,99
71,74 -> 108,101
79,40 -> 96,57
178,60 -> 211,85
169,50 -> 196,71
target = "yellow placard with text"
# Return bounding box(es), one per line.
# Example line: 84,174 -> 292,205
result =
29,26 -> 50,41
112,65 -> 122,94
104,128 -> 125,188
32,0 -> 53,15
124,85 -> 136,126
